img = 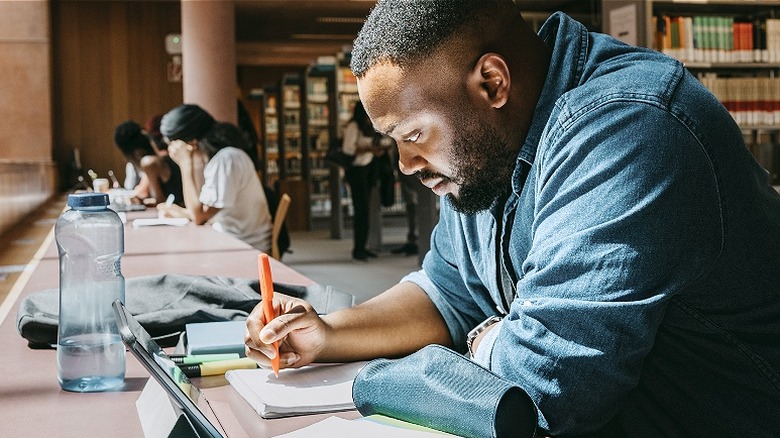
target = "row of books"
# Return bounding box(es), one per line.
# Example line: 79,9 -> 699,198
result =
282,84 -> 301,109
336,66 -> 358,93
306,102 -> 329,126
700,74 -> 780,126
654,15 -> 780,64
306,77 -> 328,103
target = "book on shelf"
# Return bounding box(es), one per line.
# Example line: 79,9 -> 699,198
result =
265,94 -> 278,114
306,103 -> 329,123
307,77 -> 329,103
699,73 -> 780,127
282,85 -> 301,109
336,66 -> 358,93
654,15 -> 780,64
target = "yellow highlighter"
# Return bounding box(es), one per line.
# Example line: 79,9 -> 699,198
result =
178,357 -> 257,378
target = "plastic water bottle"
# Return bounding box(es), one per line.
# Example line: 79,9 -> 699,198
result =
56,192 -> 126,392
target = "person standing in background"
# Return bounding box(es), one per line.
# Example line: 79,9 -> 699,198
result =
158,104 -> 273,253
342,101 -> 390,261
391,167 -> 421,256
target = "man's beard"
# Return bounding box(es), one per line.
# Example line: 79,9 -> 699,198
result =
442,121 -> 516,215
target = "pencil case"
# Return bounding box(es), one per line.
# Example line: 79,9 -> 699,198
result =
352,344 -> 537,438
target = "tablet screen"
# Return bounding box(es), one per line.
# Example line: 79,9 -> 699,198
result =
112,300 -> 227,438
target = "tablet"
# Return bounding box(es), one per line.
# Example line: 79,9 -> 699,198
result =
112,299 -> 227,438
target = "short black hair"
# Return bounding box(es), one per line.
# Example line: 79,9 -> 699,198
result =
351,0 -> 516,77
113,120 -> 154,157
160,104 -> 216,142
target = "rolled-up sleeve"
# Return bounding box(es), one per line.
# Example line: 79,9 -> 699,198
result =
403,204 -> 495,351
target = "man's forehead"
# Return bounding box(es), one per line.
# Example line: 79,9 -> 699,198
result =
355,63 -> 408,130
357,62 -> 406,104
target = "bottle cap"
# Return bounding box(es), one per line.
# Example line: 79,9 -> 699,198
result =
67,192 -> 110,208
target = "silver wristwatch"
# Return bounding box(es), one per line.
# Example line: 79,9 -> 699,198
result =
466,315 -> 503,358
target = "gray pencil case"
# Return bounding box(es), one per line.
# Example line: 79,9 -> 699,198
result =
352,344 -> 537,438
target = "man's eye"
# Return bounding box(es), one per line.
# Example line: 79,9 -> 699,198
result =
405,132 -> 421,143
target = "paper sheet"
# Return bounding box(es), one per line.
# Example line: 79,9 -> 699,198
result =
274,416 -> 457,437
132,217 -> 190,228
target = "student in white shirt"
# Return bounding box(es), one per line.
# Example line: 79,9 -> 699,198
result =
159,104 -> 273,253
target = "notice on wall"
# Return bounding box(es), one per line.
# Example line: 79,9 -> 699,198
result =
609,4 -> 638,46
167,55 -> 182,83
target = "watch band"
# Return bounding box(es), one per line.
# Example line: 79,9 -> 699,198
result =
466,315 -> 503,358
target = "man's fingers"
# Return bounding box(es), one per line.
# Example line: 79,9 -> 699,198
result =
245,346 -> 300,370
260,306 -> 310,344
245,345 -> 273,367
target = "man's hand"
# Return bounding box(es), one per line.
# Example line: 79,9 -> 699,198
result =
244,293 -> 330,370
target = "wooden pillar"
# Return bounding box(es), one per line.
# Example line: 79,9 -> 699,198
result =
180,0 -> 236,124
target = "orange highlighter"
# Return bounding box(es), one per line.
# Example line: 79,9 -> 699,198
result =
258,254 -> 280,376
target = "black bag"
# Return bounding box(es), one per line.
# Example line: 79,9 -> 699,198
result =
326,139 -> 355,169
376,153 -> 396,207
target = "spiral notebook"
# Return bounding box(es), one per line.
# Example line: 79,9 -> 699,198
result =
225,361 -> 368,419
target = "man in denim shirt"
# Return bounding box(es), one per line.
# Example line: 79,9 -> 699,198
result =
246,1 -> 780,435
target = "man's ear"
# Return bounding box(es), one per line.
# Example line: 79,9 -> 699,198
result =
467,53 -> 510,109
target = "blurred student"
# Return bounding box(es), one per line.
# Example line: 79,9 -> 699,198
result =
159,104 -> 273,253
392,169 -> 422,256
145,114 -> 168,156
342,101 -> 391,261
113,120 -> 184,205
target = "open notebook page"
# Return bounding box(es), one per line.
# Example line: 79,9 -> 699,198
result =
226,361 -> 368,418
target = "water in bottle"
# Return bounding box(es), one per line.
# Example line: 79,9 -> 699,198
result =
56,192 -> 126,392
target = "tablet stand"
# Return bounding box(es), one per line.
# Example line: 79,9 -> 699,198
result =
136,377 -> 201,438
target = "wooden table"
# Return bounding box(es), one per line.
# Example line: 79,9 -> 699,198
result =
0,208 -> 358,438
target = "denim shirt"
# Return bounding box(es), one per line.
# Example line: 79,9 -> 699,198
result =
402,12 -> 780,436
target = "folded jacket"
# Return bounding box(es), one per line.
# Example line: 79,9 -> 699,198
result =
353,344 -> 537,438
16,273 -> 355,349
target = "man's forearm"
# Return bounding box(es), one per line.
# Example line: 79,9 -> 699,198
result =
317,282 -> 452,362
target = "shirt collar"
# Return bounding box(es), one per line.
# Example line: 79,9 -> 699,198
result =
512,12 -> 589,196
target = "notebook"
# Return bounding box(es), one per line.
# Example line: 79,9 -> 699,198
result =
226,361 -> 368,419
186,320 -> 247,356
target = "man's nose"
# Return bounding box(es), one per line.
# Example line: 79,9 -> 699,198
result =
398,147 -> 425,176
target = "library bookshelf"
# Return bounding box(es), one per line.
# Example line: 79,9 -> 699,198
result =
603,0 -> 780,184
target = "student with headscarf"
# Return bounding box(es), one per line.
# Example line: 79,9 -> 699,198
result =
158,104 -> 273,253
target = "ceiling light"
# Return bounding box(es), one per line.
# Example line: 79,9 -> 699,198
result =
316,17 -> 365,24
291,34 -> 356,40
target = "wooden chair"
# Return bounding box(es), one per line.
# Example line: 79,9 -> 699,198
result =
271,193 -> 291,260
